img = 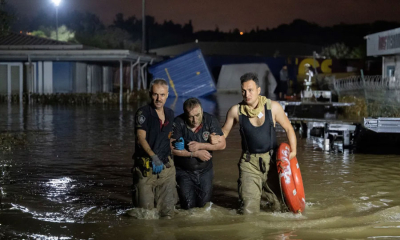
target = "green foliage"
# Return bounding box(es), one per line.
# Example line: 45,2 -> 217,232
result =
321,43 -> 351,59
31,25 -> 77,43
321,43 -> 366,59
75,27 -> 141,51
31,30 -> 47,38
50,25 -> 76,42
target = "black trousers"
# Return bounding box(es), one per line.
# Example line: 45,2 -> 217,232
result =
176,166 -> 214,209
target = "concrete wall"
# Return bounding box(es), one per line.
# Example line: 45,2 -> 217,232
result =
74,62 -> 87,93
43,61 -> 53,94
103,66 -> 113,92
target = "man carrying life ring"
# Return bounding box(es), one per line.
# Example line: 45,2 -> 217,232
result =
211,73 -> 297,214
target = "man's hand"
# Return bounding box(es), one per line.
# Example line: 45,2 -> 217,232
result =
209,133 -> 221,145
151,155 -> 164,174
289,151 -> 296,160
193,150 -> 212,161
188,141 -> 202,152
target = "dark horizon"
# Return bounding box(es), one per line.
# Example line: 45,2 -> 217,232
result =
8,0 -> 400,32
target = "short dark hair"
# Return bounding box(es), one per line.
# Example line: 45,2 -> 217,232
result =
183,98 -> 202,114
240,73 -> 259,87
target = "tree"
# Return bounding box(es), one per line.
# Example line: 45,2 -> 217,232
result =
0,0 -> 13,37
75,27 -> 141,51
321,43 -> 351,59
50,25 -> 76,42
32,25 -> 77,43
321,42 -> 366,59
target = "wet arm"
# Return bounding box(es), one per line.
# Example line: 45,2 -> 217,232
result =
273,101 -> 297,159
171,138 -> 191,157
189,137 -> 226,151
221,105 -> 238,139
137,129 -> 155,157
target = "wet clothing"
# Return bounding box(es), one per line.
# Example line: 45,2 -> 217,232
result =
132,104 -> 176,218
132,157 -> 176,217
176,166 -> 214,209
172,112 -> 223,209
238,152 -> 283,214
238,99 -> 283,214
173,112 -> 223,172
239,104 -> 276,154
133,104 -> 174,163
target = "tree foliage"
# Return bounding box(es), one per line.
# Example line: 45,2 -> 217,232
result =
32,25 -> 77,43
75,27 -> 141,51
321,43 -> 366,59
14,8 -> 400,53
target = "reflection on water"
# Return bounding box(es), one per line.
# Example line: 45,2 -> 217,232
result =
0,93 -> 400,239
44,177 -> 77,202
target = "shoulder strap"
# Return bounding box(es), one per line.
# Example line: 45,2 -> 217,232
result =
266,98 -> 272,110
266,104 -> 274,126
265,103 -> 278,151
238,104 -> 250,160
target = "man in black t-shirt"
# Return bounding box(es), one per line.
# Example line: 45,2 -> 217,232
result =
132,79 -> 176,218
171,98 -> 226,209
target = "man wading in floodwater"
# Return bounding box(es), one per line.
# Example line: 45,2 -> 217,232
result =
211,72 -> 297,214
171,98 -> 226,210
131,79 -> 176,219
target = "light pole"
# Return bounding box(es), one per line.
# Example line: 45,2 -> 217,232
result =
52,0 -> 61,41
142,0 -> 146,53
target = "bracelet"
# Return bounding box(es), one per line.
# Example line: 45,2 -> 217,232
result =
190,152 -> 193,158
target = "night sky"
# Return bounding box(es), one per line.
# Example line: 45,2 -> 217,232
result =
9,0 -> 400,32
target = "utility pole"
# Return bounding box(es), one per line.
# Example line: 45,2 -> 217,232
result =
142,0 -> 146,53
55,6 -> 59,41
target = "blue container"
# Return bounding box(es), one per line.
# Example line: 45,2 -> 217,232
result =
149,49 -> 216,97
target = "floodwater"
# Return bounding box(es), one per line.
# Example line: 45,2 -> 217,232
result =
1,94 -> 400,240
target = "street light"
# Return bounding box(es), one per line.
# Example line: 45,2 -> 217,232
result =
52,0 -> 61,41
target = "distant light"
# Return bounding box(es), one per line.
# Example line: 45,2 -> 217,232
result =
52,0 -> 61,6
195,39 -> 198,43
240,32 -> 244,35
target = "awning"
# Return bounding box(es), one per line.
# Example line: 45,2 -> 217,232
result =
0,49 -> 159,63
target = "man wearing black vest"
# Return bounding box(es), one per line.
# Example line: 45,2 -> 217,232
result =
211,73 -> 297,214
171,98 -> 226,209
132,79 -> 176,219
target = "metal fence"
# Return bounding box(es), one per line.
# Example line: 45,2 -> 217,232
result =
333,75 -> 400,92
333,75 -> 400,117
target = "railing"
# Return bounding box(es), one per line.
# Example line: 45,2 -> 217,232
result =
333,75 -> 400,93
333,75 -> 400,117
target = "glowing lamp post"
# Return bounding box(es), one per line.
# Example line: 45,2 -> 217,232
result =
52,0 -> 61,41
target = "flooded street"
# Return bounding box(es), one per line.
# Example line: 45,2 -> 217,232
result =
1,94 -> 400,240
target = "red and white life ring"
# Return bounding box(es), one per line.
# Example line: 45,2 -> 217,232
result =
276,143 -> 306,213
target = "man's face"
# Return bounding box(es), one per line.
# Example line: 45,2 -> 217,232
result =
150,84 -> 168,109
241,80 -> 261,105
186,104 -> 203,128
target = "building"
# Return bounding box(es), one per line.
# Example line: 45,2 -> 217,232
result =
366,27 -> 400,79
0,32 -> 158,103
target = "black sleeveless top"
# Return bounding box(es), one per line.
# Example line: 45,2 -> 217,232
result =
239,104 -> 277,153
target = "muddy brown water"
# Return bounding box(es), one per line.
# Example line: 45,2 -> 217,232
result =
1,94 -> 400,240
